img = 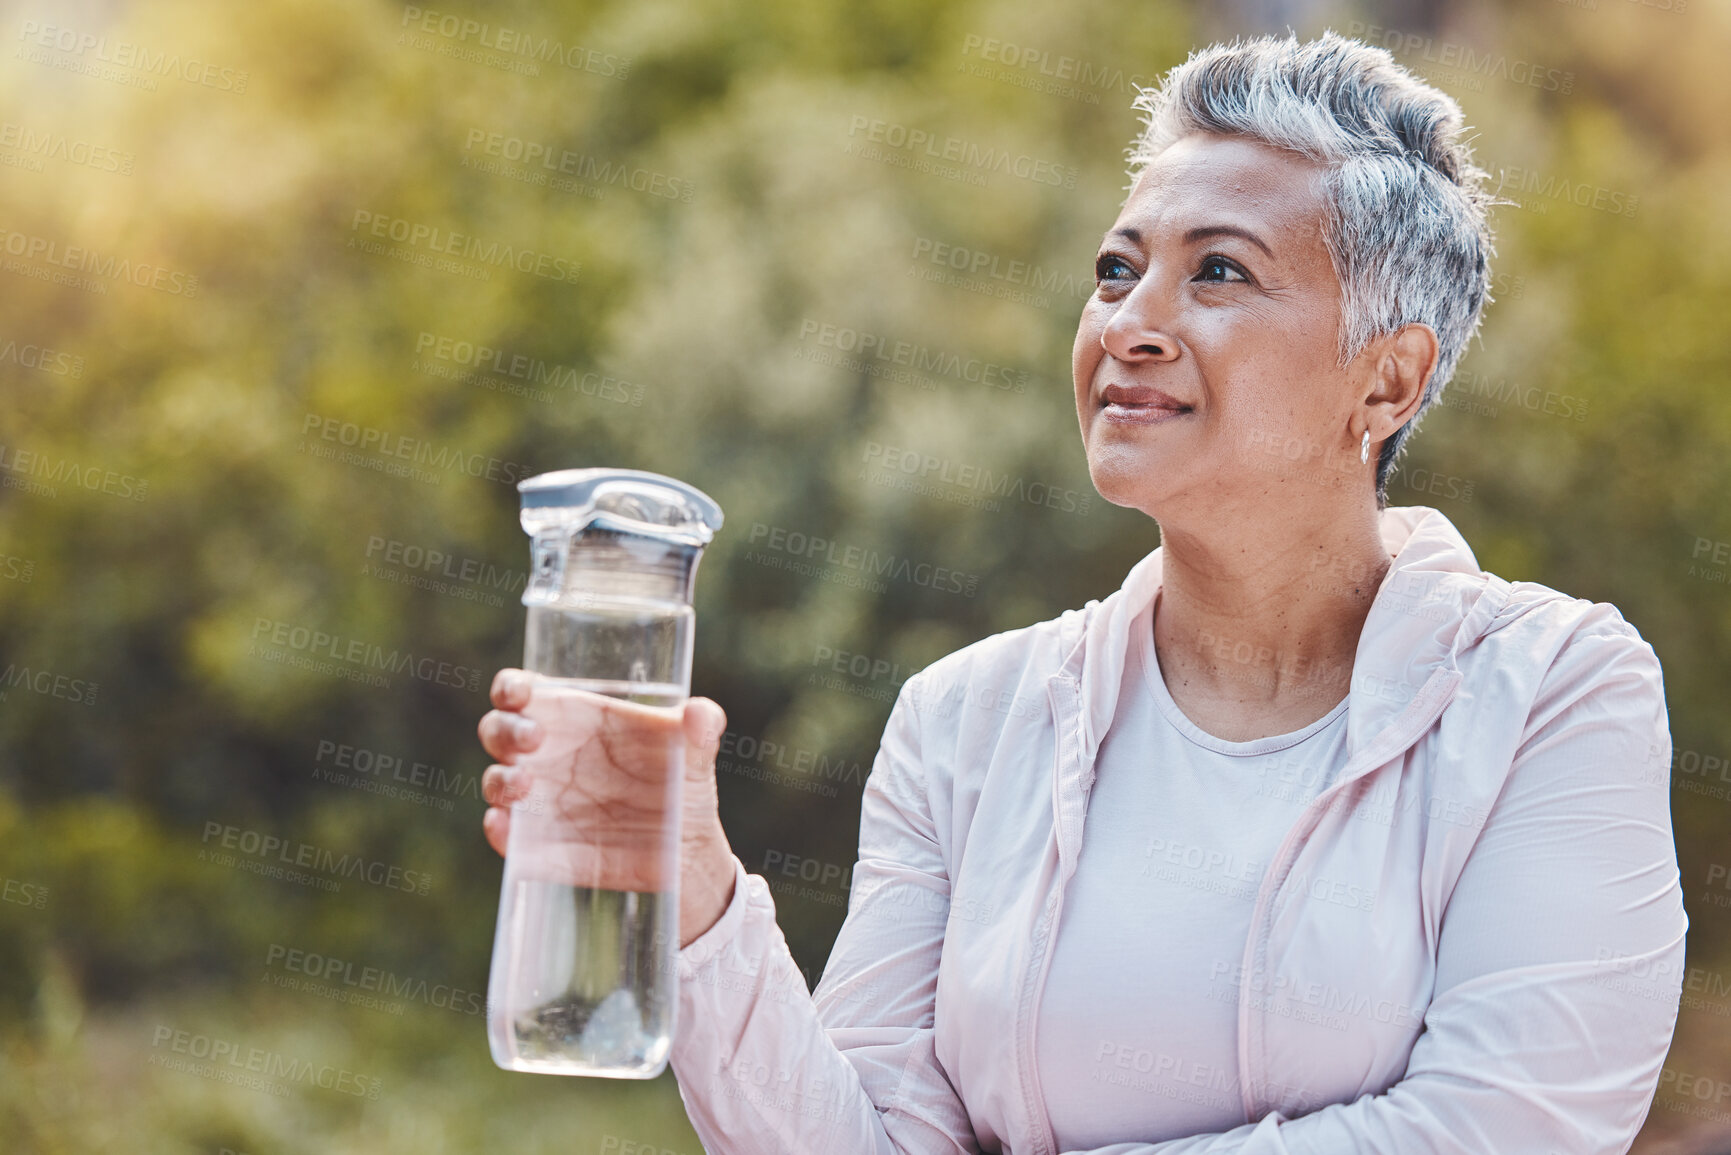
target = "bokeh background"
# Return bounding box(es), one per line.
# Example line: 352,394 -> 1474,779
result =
1,0 -> 1728,1150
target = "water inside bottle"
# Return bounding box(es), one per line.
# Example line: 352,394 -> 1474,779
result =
491,603 -> 689,1077
524,600 -> 689,695
493,877 -> 678,1076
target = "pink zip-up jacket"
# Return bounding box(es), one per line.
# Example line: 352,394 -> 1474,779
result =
671,504 -> 1686,1154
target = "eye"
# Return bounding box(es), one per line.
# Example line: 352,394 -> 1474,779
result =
1095,253 -> 1137,284
1196,255 -> 1248,283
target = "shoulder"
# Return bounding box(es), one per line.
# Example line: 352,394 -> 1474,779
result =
1490,577 -> 1661,675
868,602 -> 1087,819
901,601 -> 1091,718
1481,577 -> 1667,764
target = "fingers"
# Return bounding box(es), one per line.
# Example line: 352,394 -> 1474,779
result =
682,696 -> 727,776
481,762 -> 534,807
481,678 -> 532,862
490,668 -> 534,710
477,708 -> 543,763
482,806 -> 510,858
683,695 -> 727,743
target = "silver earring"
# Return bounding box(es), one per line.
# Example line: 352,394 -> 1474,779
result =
1360,429 -> 1370,464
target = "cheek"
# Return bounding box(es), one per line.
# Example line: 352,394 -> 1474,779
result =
1220,364 -> 1334,456
1072,307 -> 1105,385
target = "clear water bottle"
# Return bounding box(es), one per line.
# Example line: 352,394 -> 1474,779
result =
486,467 -> 723,1078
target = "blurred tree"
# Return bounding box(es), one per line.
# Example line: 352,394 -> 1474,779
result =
0,0 -> 1727,1149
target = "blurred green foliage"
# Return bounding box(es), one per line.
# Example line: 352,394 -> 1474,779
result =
1,0 -> 1729,1149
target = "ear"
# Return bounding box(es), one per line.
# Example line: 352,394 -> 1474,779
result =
1362,322 -> 1439,437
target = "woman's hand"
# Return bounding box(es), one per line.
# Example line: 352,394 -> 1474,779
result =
478,668 -> 738,948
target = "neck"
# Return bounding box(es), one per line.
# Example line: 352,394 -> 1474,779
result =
1150,502 -> 1393,708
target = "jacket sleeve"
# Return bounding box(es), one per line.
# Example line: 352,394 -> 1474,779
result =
670,673 -> 981,1155
1063,610 -> 1688,1155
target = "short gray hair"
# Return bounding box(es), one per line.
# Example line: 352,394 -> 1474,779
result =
1126,30 -> 1504,508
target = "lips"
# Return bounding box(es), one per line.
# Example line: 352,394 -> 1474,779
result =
1101,382 -> 1192,422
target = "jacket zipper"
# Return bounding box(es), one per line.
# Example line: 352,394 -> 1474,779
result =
1019,672 -> 1087,1155
1233,573 -> 1505,1117
1233,664 -> 1464,1120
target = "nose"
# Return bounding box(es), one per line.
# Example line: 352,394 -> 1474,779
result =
1100,280 -> 1180,364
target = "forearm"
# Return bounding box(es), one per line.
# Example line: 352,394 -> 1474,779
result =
671,855 -> 942,1155
671,673 -> 980,1154
1063,923 -> 1684,1155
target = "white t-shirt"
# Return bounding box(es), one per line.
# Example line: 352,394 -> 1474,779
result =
1034,592 -> 1351,1148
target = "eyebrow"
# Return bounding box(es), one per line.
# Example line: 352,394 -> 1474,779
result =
1109,224 -> 1275,259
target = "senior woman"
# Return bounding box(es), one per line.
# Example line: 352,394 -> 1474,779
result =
477,30 -> 1685,1154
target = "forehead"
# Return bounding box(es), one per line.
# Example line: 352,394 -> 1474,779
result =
1116,132 -> 1330,248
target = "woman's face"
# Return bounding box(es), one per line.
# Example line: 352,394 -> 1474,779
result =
1073,131 -> 1371,520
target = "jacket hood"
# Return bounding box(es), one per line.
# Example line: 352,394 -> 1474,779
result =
1067,505 -> 1512,774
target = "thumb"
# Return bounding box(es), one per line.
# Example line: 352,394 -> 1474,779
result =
681,696 -> 727,772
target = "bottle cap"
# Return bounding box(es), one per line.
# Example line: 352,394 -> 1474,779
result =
518,468 -> 723,546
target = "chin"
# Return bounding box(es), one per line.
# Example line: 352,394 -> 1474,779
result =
1085,451 -> 1166,514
